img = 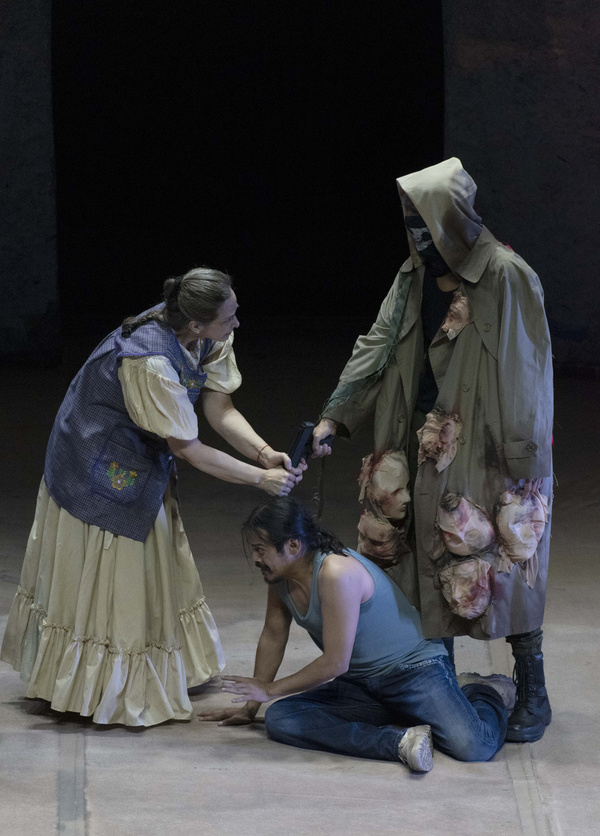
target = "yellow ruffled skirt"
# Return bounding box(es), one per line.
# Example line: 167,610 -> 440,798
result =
1,479 -> 224,726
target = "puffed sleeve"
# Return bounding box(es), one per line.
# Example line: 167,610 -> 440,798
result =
118,356 -> 199,440
202,332 -> 242,394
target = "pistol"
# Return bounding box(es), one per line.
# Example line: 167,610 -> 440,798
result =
288,421 -> 335,468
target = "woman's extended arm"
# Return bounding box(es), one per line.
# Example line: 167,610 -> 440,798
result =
167,436 -> 297,496
119,357 -> 303,493
200,390 -> 271,460
200,390 -> 300,472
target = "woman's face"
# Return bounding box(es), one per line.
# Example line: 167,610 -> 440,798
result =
196,290 -> 240,342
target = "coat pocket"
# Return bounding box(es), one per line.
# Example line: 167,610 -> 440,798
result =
91,439 -> 153,505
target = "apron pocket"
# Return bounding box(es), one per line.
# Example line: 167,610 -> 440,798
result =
91,440 -> 152,505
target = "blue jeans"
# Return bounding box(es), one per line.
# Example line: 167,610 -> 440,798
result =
264,657 -> 507,763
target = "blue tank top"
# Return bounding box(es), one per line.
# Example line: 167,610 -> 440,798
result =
276,549 -> 446,678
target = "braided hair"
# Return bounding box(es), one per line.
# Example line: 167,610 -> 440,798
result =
121,267 -> 233,338
242,497 -> 347,556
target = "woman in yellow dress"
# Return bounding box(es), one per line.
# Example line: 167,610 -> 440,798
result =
1,267 -> 304,726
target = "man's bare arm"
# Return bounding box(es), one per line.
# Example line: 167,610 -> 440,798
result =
199,584 -> 292,724
220,555 -> 369,704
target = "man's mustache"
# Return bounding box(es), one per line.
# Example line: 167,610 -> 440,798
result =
254,562 -> 272,574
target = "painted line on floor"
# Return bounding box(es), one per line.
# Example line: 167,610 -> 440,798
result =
487,639 -> 562,836
57,729 -> 87,835
505,745 -> 562,836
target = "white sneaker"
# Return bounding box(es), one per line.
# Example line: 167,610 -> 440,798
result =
397,725 -> 433,772
457,672 -> 517,711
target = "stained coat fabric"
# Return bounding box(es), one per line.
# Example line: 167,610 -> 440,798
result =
323,158 -> 553,640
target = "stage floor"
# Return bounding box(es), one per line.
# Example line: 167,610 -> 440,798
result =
1,319 -> 598,835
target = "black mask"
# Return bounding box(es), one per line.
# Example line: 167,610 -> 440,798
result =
404,214 -> 450,278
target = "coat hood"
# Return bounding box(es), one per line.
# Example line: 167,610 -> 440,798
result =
397,158 -> 483,275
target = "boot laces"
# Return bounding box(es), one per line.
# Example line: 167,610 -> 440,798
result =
512,655 -> 536,707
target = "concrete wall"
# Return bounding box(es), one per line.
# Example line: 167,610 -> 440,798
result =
0,0 -> 59,362
3,3 -> 598,368
443,1 -> 600,370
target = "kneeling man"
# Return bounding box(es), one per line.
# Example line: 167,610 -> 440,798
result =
200,497 -> 514,772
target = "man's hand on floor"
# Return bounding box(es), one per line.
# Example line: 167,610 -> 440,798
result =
198,703 -> 258,726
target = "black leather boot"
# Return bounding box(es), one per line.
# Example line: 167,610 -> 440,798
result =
505,628 -> 552,743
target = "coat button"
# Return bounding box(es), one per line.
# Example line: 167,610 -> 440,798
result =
526,442 -> 537,452
483,323 -> 492,332
397,415 -> 405,423
461,383 -> 470,392
459,435 -> 466,445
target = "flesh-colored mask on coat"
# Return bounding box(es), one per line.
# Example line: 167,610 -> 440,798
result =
437,493 -> 496,557
358,450 -> 411,521
439,557 -> 493,620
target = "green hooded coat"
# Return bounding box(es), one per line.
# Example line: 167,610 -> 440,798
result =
323,158 -> 553,640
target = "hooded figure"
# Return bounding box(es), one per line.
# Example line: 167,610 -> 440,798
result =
316,158 -> 553,743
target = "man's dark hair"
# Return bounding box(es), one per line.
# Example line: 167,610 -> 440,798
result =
242,497 -> 346,556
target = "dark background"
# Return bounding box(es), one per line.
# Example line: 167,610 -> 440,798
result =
52,1 -> 443,336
